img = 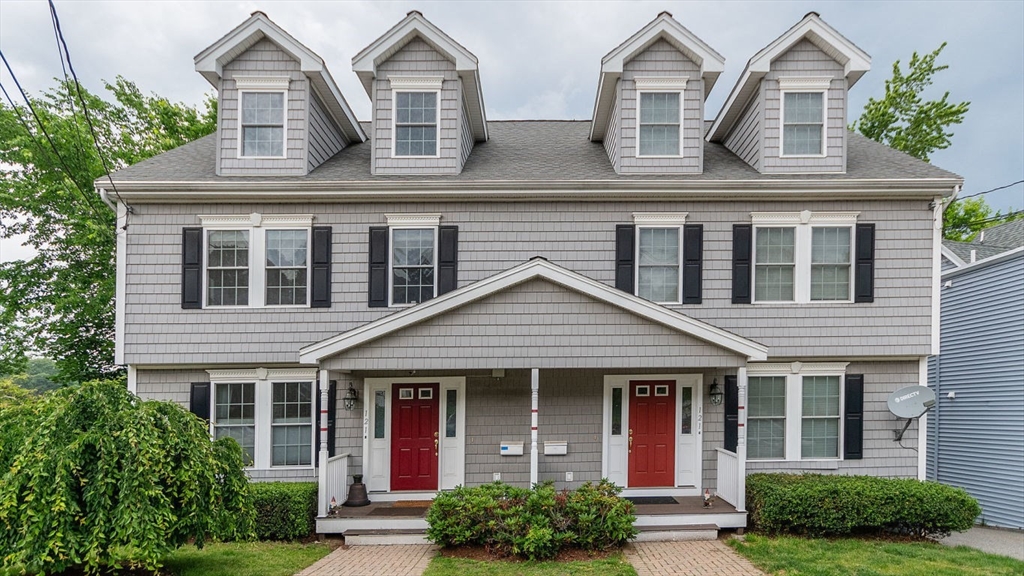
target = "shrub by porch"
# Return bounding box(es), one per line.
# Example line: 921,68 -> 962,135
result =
426,480 -> 638,560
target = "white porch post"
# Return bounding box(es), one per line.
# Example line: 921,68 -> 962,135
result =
318,369 -> 330,517
736,366 -> 748,513
530,368 -> 539,486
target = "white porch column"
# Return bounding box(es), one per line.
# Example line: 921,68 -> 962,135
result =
530,368 -> 539,486
736,366 -> 748,513
318,369 -> 330,517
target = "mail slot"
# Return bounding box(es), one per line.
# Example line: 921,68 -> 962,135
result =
499,441 -> 524,456
544,441 -> 568,456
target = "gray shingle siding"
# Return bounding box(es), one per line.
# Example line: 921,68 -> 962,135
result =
603,80 -> 622,172
723,90 -> 762,171
619,40 -> 703,174
928,253 -> 1024,528
218,39 -> 308,177
123,199 -> 933,366
458,87 -> 474,169
308,90 -> 347,172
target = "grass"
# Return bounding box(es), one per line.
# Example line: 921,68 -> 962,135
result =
160,541 -> 332,576
729,534 -> 1024,576
423,554 -> 638,576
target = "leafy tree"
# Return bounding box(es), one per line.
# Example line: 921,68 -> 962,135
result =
1,357 -> 60,393
851,42 -> 969,162
0,78 -> 216,384
942,197 -> 1024,242
0,380 -> 253,573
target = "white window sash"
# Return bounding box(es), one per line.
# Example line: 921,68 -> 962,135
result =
237,89 -> 288,159
388,226 -> 439,307
636,89 -> 684,158
391,89 -> 441,159
780,89 -> 826,158
634,225 -> 683,304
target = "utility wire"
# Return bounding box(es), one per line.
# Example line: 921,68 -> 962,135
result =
0,49 -> 108,223
956,180 -> 1024,201
48,0 -> 129,230
48,3 -> 88,169
963,209 -> 1024,227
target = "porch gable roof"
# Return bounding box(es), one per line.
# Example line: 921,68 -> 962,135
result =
298,258 -> 768,364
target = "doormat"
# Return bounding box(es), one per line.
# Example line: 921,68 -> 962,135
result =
626,496 -> 679,505
368,506 -> 430,517
393,500 -> 434,508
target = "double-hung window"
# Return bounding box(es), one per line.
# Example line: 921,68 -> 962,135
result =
240,91 -> 286,158
201,214 -> 313,308
209,369 -> 316,470
779,77 -> 831,157
633,213 -> 688,304
394,90 -> 438,157
391,228 -> 436,305
746,363 -> 847,461
635,77 -> 687,157
751,212 -> 856,303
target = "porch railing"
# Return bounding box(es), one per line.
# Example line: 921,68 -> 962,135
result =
716,448 -> 741,509
319,452 -> 350,517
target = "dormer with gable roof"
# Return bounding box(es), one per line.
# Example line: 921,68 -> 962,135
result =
708,12 -> 870,174
352,11 -> 488,176
590,12 -> 725,175
194,11 -> 365,177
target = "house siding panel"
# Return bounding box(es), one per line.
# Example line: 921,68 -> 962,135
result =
723,90 -> 762,171
619,39 -> 703,174
603,80 -> 622,172
123,199 -> 933,365
373,38 -> 462,175
928,254 -> 1024,528
761,40 -> 846,174
458,86 -> 474,169
307,90 -> 347,172
218,39 -> 308,176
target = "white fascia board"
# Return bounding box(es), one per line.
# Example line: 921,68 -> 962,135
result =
942,246 -> 1024,279
194,13 -> 324,79
298,258 -> 768,364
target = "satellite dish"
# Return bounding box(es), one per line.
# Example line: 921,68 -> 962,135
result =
887,385 -> 936,419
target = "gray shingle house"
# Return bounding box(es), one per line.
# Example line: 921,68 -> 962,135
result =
100,10 -> 962,535
930,220 -> 1024,529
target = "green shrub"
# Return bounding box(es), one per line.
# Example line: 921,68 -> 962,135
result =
212,437 -> 256,541
746,473 -> 980,537
0,380 -> 253,574
250,482 -> 318,541
426,480 -> 637,560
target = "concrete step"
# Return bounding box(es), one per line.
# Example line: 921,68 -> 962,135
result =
343,528 -> 430,546
633,524 -> 719,542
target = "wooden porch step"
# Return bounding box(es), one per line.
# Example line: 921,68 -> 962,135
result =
633,524 -> 719,542
343,528 -> 430,546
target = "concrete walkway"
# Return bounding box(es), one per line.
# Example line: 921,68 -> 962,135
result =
296,544 -> 436,576
625,540 -> 764,576
938,527 -> 1024,561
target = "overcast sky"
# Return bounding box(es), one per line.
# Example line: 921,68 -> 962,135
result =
2,0 -> 1022,262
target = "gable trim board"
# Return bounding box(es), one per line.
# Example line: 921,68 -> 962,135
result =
299,258 -> 768,364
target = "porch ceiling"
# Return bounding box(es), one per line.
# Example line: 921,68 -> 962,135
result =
300,258 -> 768,370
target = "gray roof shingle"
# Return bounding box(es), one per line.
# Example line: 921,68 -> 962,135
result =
107,120 -> 962,184
944,218 -> 1024,262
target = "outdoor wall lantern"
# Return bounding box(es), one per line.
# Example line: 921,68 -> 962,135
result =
343,383 -> 359,410
709,378 -> 723,406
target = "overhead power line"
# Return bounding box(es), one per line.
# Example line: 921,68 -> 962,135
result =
956,180 -> 1024,200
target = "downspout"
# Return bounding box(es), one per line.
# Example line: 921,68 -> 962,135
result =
530,368 -> 539,486
98,187 -> 117,211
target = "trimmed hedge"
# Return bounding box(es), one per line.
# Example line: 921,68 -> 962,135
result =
426,480 -> 637,560
250,482 -> 318,541
747,473 -> 980,537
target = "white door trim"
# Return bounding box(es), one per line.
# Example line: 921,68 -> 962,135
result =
363,376 -> 466,494
602,374 -> 703,496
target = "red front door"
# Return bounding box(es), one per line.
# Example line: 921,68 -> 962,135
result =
390,383 -> 440,491
628,380 -> 675,487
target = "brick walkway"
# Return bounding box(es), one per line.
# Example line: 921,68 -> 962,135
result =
296,544 -> 436,576
625,540 -> 764,576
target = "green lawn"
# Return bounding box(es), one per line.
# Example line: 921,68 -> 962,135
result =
161,541 -> 332,576
729,534 -> 1024,576
424,554 -> 637,576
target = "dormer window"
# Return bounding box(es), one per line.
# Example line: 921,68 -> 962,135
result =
779,77 -> 831,157
393,84 -> 440,157
634,77 -> 688,158
240,91 -> 286,158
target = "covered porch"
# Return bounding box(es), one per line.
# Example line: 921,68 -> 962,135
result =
299,259 -> 764,536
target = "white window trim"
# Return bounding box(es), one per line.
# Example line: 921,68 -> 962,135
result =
198,213 -> 314,309
634,219 -> 685,305
750,211 -> 858,304
746,362 -> 848,462
778,77 -> 831,159
390,78 -> 442,159
208,368 -> 318,471
236,81 -> 289,160
387,223 -> 439,308
635,77 -> 687,159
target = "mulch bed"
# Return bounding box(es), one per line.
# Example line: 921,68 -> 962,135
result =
438,545 -> 620,562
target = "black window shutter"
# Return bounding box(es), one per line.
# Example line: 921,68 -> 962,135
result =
368,227 -> 389,307
311,226 -> 332,308
189,382 -> 211,422
327,380 -> 338,457
732,224 -> 752,304
844,374 -> 864,460
724,375 -> 738,452
182,228 -> 203,309
615,224 -> 635,293
683,224 -> 703,304
437,226 -> 459,295
855,223 -> 875,303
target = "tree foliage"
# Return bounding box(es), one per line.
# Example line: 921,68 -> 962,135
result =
941,197 -> 1024,242
0,78 -> 216,384
851,43 -> 969,162
0,380 -> 253,573
0,357 -> 59,393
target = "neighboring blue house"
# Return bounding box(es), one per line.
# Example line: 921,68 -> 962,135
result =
929,219 -> 1024,529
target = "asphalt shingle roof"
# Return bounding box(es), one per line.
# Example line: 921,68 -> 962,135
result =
107,120 -> 961,184
944,218 -> 1024,262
